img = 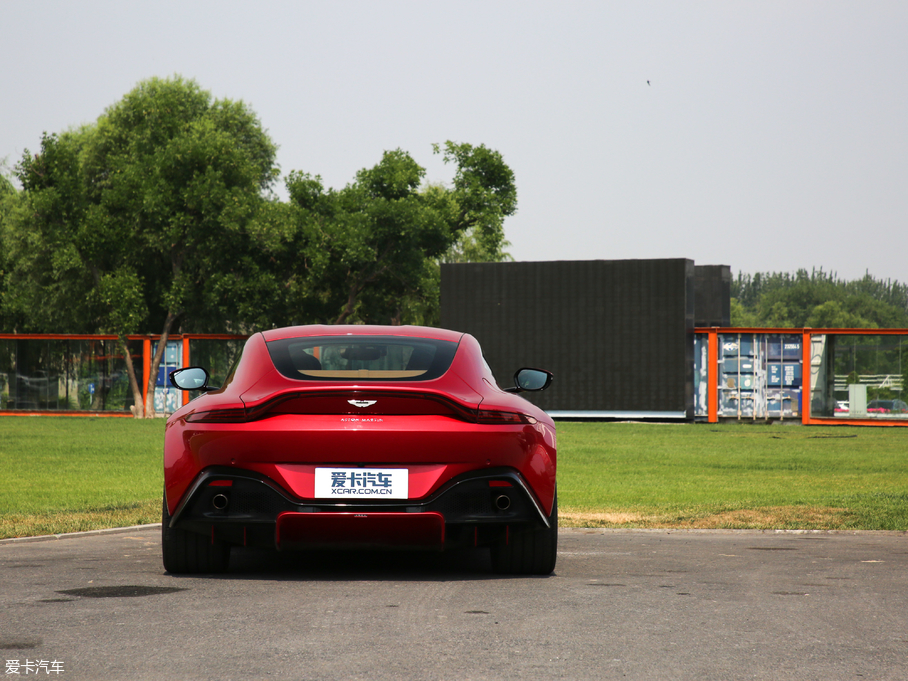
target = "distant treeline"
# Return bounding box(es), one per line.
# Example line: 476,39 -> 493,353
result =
731,269 -> 908,328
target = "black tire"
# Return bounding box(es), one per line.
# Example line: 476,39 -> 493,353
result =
491,490 -> 558,575
161,495 -> 230,574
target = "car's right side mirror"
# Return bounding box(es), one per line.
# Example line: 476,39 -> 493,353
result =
504,368 -> 553,393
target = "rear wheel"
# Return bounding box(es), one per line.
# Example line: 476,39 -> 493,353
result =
161,494 -> 230,574
491,490 -> 557,575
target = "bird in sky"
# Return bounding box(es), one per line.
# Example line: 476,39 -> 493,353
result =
647,80 -> 651,86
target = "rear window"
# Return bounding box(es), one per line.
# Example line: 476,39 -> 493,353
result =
265,335 -> 459,382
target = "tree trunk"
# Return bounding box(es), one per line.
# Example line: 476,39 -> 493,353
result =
333,287 -> 360,325
120,337 -> 145,419
333,261 -> 391,325
143,311 -> 179,419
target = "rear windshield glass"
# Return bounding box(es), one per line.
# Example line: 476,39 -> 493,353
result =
266,335 -> 459,382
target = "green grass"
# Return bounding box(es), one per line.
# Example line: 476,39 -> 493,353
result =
558,422 -> 908,530
1,418 -> 906,538
0,417 -> 164,538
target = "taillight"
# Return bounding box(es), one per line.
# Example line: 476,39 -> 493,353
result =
185,408 -> 247,423
477,410 -> 537,425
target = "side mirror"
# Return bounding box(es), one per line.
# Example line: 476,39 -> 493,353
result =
169,367 -> 211,391
504,368 -> 553,393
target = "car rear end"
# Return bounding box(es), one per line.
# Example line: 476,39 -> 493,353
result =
162,327 -> 556,574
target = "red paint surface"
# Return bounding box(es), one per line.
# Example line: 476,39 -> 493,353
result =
164,327 -> 557,516
275,511 -> 445,550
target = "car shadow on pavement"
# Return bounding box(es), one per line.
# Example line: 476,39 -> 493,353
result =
164,545 -> 548,583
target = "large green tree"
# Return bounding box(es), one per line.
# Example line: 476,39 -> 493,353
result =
5,77 -> 279,417
2,78 -> 518,416
272,141 -> 517,326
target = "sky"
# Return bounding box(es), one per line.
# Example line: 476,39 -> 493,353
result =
3,1 -> 907,283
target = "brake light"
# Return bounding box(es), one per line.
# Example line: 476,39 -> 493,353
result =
185,408 -> 247,423
477,410 -> 537,425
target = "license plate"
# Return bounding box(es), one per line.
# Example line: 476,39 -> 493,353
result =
314,468 -> 409,499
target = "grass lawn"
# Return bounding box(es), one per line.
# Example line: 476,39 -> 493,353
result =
1,417 -> 906,538
0,417 -> 164,539
558,421 -> 908,530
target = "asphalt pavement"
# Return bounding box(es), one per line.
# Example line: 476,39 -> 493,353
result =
2,526 -> 907,680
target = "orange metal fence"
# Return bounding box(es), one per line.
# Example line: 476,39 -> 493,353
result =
0,334 -> 247,417
696,328 -> 908,426
5,330 -> 908,425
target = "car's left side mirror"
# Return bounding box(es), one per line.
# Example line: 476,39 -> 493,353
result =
169,367 -> 212,392
504,368 -> 553,393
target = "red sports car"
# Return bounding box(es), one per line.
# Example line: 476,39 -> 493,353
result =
163,325 -> 556,575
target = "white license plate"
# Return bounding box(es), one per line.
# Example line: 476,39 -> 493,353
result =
314,468 -> 409,499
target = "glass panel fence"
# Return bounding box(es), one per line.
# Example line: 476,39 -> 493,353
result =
0,338 -> 143,412
810,334 -> 908,419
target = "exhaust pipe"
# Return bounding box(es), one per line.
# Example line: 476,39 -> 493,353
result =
212,493 -> 229,510
494,494 -> 511,511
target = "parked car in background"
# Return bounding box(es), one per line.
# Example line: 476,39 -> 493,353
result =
162,325 -> 557,575
866,399 -> 908,414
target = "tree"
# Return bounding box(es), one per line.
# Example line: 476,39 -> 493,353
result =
731,269 -> 908,329
435,141 -> 517,263
728,298 -> 758,327
272,142 -> 517,326
0,161 -> 21,331
4,80 -> 517,413
6,76 -> 279,417
805,300 -> 873,329
3,130 -> 102,335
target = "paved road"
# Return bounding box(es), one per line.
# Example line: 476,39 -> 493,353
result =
2,527 -> 907,680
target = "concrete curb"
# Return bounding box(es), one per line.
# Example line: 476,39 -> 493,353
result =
2,524 -> 905,545
561,527 -> 908,536
0,523 -> 161,545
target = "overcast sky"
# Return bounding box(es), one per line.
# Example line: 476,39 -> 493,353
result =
3,1 -> 907,283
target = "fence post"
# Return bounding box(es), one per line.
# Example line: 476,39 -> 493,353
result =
802,330 -> 812,424
708,328 -> 719,423
182,337 -> 191,407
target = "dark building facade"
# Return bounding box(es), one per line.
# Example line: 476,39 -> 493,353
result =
692,265 -> 732,328
441,259 -> 730,418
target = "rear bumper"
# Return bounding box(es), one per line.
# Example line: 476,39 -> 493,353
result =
276,511 -> 446,551
168,466 -> 550,551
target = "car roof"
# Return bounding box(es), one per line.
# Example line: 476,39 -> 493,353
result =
261,325 -> 465,343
